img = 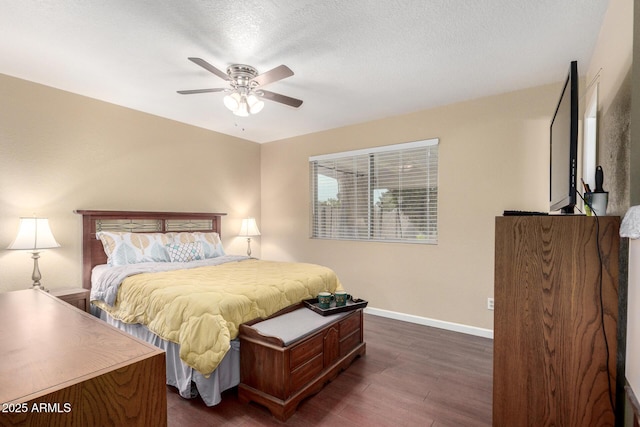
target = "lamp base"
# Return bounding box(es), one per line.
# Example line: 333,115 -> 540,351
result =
30,251 -> 48,292
246,237 -> 252,257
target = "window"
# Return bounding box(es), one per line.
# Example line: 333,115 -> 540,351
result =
310,138 -> 438,244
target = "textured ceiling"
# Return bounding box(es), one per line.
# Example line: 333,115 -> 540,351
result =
0,1 -> 609,143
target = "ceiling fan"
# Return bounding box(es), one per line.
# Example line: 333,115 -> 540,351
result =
177,57 -> 303,117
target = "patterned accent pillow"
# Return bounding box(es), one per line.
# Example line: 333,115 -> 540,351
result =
172,232 -> 225,258
166,242 -> 205,263
96,232 -> 174,266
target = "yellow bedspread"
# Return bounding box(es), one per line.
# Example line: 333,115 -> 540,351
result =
95,259 -> 343,376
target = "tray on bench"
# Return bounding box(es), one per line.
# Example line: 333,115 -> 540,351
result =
303,297 -> 368,316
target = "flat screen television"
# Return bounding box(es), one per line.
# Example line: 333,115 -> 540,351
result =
550,60 -> 579,213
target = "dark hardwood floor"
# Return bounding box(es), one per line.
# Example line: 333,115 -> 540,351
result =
166,313 -> 493,426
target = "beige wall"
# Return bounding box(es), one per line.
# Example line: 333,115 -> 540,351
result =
0,74 -> 261,293
586,0 -> 633,216
586,0 -> 638,415
630,0 -> 640,407
261,84 -> 560,331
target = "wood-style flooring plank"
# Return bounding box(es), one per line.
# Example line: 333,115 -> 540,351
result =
167,313 -> 493,426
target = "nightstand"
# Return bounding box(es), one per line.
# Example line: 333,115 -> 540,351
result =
50,288 -> 91,313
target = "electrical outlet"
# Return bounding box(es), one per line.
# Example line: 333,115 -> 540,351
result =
487,297 -> 494,310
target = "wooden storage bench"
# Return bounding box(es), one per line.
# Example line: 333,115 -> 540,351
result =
238,304 -> 366,420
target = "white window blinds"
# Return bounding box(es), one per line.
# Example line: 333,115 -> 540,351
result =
310,139 -> 438,243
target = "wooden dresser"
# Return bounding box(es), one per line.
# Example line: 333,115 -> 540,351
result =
238,305 -> 366,421
0,289 -> 166,426
493,216 -> 619,426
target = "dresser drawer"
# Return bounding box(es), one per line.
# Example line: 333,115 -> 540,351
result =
290,353 -> 323,391
290,333 -> 323,371
339,311 -> 361,338
340,329 -> 362,357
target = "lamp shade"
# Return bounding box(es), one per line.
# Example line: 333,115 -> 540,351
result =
223,92 -> 241,111
621,205 -> 640,239
234,97 -> 250,117
8,217 -> 60,250
246,94 -> 264,114
239,218 -> 261,237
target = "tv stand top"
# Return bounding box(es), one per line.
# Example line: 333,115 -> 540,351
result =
503,210 -> 549,216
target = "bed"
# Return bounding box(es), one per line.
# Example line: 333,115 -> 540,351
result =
76,210 -> 344,406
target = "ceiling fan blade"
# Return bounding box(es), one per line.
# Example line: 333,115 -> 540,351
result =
177,88 -> 226,95
252,65 -> 294,86
260,90 -> 303,108
187,57 -> 229,81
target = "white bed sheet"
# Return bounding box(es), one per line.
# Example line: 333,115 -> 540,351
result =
96,307 -> 240,406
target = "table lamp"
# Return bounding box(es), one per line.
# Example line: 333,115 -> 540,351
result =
238,218 -> 260,257
7,217 -> 60,291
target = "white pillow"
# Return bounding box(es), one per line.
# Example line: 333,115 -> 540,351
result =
96,231 -> 174,266
166,242 -> 205,263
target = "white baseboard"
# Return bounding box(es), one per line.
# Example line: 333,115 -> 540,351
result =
364,306 -> 494,339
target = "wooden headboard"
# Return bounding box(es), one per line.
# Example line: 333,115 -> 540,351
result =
75,210 -> 226,290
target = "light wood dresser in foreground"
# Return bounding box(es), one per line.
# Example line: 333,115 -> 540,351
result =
0,289 -> 166,426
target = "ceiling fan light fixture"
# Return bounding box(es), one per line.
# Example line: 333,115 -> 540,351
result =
179,58 -> 302,116
247,93 -> 264,114
233,96 -> 250,117
226,91 -> 264,116
223,92 -> 241,111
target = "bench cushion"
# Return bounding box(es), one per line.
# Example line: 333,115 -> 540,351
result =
251,308 -> 348,345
